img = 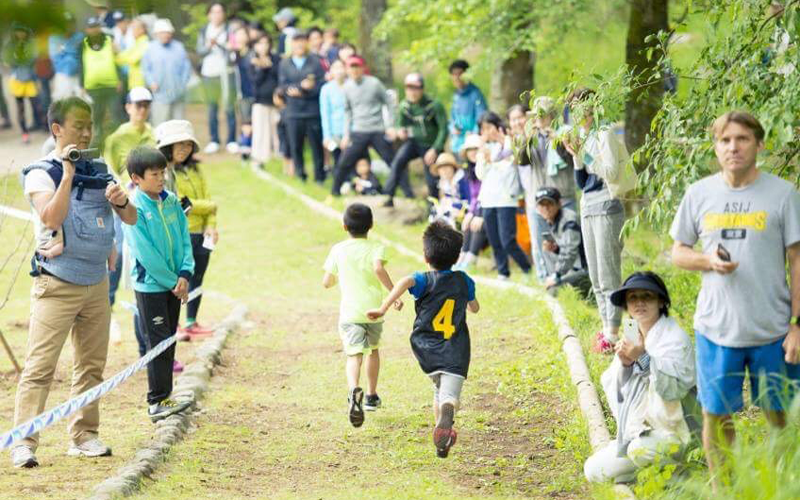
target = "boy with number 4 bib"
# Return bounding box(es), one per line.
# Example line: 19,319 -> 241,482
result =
323,203 -> 403,428
368,221 -> 480,458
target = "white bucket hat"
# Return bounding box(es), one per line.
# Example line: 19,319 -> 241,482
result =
153,18 -> 174,34
155,120 -> 200,150
462,134 -> 483,151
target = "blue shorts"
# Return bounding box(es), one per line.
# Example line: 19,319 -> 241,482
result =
696,333 -> 800,415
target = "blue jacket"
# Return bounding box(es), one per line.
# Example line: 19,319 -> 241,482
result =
142,40 -> 192,104
450,83 -> 487,155
124,188 -> 194,293
49,33 -> 84,76
319,80 -> 346,141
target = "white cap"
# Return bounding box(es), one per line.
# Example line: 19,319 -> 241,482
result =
153,18 -> 174,34
127,86 -> 153,103
155,120 -> 200,150
463,134 -> 483,151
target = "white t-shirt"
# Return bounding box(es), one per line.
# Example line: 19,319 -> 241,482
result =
23,156 -> 59,248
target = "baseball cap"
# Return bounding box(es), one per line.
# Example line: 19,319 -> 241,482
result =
127,87 -> 153,103
85,16 -> 101,28
347,55 -> 365,67
112,11 -> 126,23
535,187 -> 562,204
404,73 -> 424,89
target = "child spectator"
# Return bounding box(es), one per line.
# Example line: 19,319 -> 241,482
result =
123,146 -> 194,422
157,120 -> 218,338
323,204 -> 402,427
350,158 -> 382,196
4,23 -> 43,143
367,221 -> 480,458
248,34 -> 280,168
454,134 -> 487,271
429,152 -> 469,227
476,111 -> 532,280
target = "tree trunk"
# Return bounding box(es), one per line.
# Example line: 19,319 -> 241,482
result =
359,0 -> 393,83
489,50 -> 535,112
625,0 -> 669,158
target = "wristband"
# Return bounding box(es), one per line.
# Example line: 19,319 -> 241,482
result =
791,316 -> 800,326
114,198 -> 129,209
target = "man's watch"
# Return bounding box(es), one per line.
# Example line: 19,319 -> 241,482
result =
114,198 -> 129,209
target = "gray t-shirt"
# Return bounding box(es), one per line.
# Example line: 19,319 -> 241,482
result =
670,172 -> 800,347
343,75 -> 393,134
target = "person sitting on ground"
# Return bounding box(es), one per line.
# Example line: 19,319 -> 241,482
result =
535,187 -> 591,297
123,146 -> 195,423
367,221 -> 480,458
158,120 -> 219,338
322,203 -> 403,427
350,158 -> 382,196
476,111 -> 532,281
429,152 -> 469,227
454,134 -> 487,271
584,271 -> 697,483
383,72 -> 448,207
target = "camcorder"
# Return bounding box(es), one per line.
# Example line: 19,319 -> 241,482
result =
66,148 -> 100,162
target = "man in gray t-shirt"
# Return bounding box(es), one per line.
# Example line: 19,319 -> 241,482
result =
670,110 -> 800,482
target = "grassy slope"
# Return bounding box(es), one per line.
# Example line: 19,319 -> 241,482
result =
130,159 -> 593,500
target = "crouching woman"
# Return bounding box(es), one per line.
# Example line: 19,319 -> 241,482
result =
584,271 -> 698,483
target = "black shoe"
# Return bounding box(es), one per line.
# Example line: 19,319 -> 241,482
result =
348,387 -> 365,427
364,394 -> 382,411
148,398 -> 192,422
382,198 -> 394,208
434,402 -> 456,458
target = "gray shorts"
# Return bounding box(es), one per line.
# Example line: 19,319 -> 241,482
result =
339,322 -> 383,356
429,372 -> 465,409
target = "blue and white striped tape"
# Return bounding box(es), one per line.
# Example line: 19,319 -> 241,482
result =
1,332 -> 178,450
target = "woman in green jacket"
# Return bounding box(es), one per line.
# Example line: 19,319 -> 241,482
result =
156,120 -> 219,337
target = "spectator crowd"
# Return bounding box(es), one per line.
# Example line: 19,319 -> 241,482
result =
4,2 -> 800,494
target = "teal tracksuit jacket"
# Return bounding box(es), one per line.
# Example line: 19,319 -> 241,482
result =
124,188 -> 195,293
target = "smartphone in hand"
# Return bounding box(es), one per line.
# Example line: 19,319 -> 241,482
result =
717,243 -> 731,262
623,318 -> 640,344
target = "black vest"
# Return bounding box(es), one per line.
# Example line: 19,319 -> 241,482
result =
410,271 -> 471,378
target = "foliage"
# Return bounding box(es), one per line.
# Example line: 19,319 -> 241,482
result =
626,0 -> 800,230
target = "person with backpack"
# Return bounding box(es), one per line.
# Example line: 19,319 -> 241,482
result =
564,88 -> 637,354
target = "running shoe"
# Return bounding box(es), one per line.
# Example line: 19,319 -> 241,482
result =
67,438 -> 112,457
592,332 -> 615,355
148,398 -> 191,422
348,387 -> 365,427
10,445 -> 38,468
434,402 -> 457,458
364,394 -> 382,411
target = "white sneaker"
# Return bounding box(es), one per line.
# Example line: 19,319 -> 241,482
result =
67,438 -> 112,457
225,142 -> 239,154
204,142 -> 220,154
496,275 -> 510,282
11,445 -> 38,468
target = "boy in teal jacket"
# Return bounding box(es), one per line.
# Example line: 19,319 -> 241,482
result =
123,146 -> 195,422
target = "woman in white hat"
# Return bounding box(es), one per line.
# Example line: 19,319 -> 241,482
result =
156,120 -> 219,338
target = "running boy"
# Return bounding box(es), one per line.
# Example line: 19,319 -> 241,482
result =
367,221 -> 480,458
323,203 -> 402,427
123,146 -> 195,422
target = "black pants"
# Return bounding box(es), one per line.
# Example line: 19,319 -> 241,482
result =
15,97 -> 42,134
136,291 -> 181,405
462,226 -> 488,255
483,206 -> 531,277
286,116 -> 325,182
187,233 -> 211,321
384,139 -> 439,199
331,131 -> 394,195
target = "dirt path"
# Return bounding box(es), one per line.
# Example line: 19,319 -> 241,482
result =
126,162 -> 590,500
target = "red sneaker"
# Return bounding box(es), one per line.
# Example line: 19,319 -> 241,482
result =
172,360 -> 184,373
22,133 -> 30,144
592,332 -> 615,355
434,403 -> 457,458
184,323 -> 215,336
176,330 -> 191,342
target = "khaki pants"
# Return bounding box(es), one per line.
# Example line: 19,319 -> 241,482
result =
14,275 -> 110,450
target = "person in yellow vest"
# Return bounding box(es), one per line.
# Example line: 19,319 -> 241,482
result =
80,16 -> 122,149
115,18 -> 149,89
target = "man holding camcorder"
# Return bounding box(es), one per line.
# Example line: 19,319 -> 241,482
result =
10,97 -> 137,469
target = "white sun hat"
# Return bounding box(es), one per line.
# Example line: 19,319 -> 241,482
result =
155,120 -> 200,150
152,18 -> 174,34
